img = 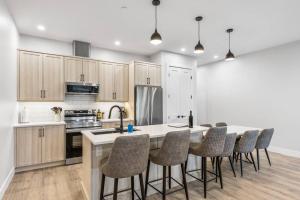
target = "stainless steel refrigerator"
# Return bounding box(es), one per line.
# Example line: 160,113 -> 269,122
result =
135,85 -> 163,126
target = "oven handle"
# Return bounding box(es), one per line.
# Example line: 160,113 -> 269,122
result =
66,127 -> 103,133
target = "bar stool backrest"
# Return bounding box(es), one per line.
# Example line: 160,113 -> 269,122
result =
222,133 -> 237,156
236,130 -> 259,153
255,128 -> 274,149
156,130 -> 191,166
194,127 -> 227,157
216,122 -> 227,127
200,124 -> 213,128
102,134 -> 150,178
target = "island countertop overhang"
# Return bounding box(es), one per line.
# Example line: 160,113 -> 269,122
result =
81,124 -> 209,146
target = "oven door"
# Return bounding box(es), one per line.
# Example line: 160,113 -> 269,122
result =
66,129 -> 83,165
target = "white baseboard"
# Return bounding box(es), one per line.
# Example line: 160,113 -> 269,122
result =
0,168 -> 15,200
269,146 -> 300,158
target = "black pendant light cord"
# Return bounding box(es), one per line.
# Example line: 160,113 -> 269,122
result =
228,31 -> 231,50
198,21 -> 200,42
155,6 -> 158,31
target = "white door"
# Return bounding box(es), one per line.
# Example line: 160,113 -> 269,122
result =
167,67 -> 193,124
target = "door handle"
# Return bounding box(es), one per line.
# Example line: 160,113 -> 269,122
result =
177,115 -> 180,118
181,115 -> 186,118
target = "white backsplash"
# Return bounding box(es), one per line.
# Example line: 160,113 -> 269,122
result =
18,95 -> 127,122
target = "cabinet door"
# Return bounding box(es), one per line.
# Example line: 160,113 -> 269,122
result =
18,51 -> 43,101
83,59 -> 98,83
43,54 -> 64,101
98,62 -> 114,101
15,127 -> 42,167
114,64 -> 129,101
42,125 -> 65,163
64,57 -> 83,82
148,64 -> 161,86
134,62 -> 148,85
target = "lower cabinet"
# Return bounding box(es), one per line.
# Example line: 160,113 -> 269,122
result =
15,125 -> 65,168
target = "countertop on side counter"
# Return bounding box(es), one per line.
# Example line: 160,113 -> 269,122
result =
82,124 -> 209,146
14,121 -> 66,128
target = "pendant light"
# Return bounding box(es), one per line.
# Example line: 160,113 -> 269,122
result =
150,0 -> 162,45
225,28 -> 235,61
194,16 -> 204,54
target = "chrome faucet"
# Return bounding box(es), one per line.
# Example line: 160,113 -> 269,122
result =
108,105 -> 124,133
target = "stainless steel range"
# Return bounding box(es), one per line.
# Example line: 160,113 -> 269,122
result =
65,109 -> 102,165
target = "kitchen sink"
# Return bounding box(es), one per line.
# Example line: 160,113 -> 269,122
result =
91,128 -> 139,135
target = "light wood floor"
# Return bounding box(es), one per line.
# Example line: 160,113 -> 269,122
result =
4,152 -> 300,200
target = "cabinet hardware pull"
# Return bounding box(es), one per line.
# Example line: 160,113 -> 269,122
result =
39,128 -> 43,137
43,90 -> 46,98
82,74 -> 85,82
40,90 -> 43,98
42,128 -> 45,137
149,77 -> 151,85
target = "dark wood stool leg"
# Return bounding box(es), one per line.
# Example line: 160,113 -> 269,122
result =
145,160 -> 150,197
265,148 -> 272,166
100,174 -> 105,200
168,166 -> 172,189
250,152 -> 257,172
203,157 -> 207,198
162,166 -> 166,200
257,148 -> 260,170
113,178 -> 118,200
139,174 -> 145,200
217,157 -> 223,189
228,156 -> 236,177
131,176 -> 135,200
181,163 -> 189,200
240,153 -> 243,177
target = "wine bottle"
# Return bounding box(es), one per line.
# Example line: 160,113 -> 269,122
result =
189,110 -> 193,128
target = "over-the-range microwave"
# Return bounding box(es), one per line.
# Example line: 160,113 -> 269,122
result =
65,82 -> 100,95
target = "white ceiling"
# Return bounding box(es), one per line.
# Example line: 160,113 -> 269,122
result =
6,0 -> 300,65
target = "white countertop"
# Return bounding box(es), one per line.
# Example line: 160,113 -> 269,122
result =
82,124 -> 263,146
14,121 -> 66,128
82,124 -> 208,145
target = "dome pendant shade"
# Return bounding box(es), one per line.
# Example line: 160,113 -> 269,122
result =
194,41 -> 204,54
225,50 -> 235,61
150,29 -> 162,45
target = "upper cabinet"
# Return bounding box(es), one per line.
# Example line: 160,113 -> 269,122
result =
133,61 -> 161,86
98,62 -> 129,102
18,51 -> 64,101
64,57 -> 98,83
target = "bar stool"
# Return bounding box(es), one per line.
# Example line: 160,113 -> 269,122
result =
145,130 -> 191,200
233,130 -> 259,176
186,127 -> 227,198
220,133 -> 238,177
255,128 -> 274,170
215,122 -> 227,127
99,134 -> 150,200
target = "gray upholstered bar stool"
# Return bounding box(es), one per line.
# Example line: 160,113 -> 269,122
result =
145,130 -> 190,200
216,122 -> 227,127
186,127 -> 227,198
255,128 -> 274,170
233,130 -> 259,176
220,133 -> 238,177
99,135 -> 150,200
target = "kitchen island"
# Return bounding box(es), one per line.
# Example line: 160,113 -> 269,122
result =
81,124 -> 208,200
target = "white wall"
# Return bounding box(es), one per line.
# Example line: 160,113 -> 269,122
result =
197,41 -> 300,155
19,34 -> 150,63
0,0 -> 19,198
151,51 -> 198,124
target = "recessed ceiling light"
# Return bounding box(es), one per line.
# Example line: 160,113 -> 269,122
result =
114,41 -> 121,46
37,25 -> 45,31
181,48 -> 186,52
214,55 -> 219,59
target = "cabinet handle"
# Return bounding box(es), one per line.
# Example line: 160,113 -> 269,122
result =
114,92 -> 117,99
40,90 -> 43,98
42,128 -> 45,137
39,128 -> 43,137
82,74 -> 85,82
149,77 -> 151,85
43,90 -> 46,98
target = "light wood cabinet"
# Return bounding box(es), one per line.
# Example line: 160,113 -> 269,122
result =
18,51 -> 64,101
64,57 -> 83,82
43,54 -> 64,101
15,125 -> 65,168
42,125 -> 65,163
98,62 -> 129,102
64,57 -> 98,83
134,61 -> 161,86
15,127 -> 42,167
18,51 -> 43,101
